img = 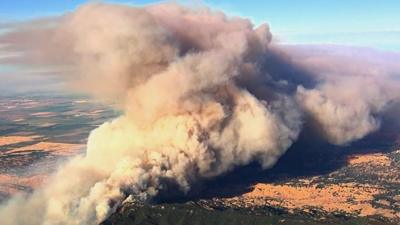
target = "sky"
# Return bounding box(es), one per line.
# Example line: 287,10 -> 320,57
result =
0,0 -> 399,94
0,0 -> 399,51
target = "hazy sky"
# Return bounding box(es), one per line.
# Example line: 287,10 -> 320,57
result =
0,1 -> 399,94
0,0 -> 399,51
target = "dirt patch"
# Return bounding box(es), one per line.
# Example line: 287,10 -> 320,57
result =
0,136 -> 39,147
4,142 -> 84,156
228,182 -> 397,218
347,153 -> 391,167
0,174 -> 47,196
31,112 -> 56,117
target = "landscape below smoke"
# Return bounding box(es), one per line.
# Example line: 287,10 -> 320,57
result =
0,2 -> 399,225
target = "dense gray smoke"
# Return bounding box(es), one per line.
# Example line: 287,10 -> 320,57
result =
0,3 -> 399,225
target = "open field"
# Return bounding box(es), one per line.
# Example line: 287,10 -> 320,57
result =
0,94 -> 117,201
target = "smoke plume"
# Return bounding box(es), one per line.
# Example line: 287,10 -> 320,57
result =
0,3 -> 399,225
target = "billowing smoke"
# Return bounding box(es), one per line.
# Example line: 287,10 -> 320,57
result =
0,3 -> 399,225
290,46 -> 400,144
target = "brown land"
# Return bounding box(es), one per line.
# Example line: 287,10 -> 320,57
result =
221,149 -> 400,220
0,174 -> 47,196
0,138 -> 84,199
3,141 -> 84,156
348,153 -> 391,167
233,182 -> 396,218
0,136 -> 39,147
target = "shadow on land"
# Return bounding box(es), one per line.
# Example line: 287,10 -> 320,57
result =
156,107 -> 400,203
153,49 -> 400,203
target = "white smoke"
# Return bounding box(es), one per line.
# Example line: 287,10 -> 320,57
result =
0,3 -> 399,225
